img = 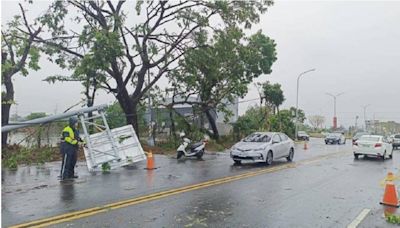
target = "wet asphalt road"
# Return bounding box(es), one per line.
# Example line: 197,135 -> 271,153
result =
2,138 -> 400,227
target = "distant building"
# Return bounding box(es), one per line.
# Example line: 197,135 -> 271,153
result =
146,96 -> 238,136
365,120 -> 400,135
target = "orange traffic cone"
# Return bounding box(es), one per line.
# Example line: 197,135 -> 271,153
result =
145,151 -> 156,170
380,173 -> 399,208
303,141 -> 308,150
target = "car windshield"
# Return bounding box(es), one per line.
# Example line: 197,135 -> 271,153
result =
395,135 -> 400,139
243,133 -> 271,142
328,133 -> 341,137
359,136 -> 380,142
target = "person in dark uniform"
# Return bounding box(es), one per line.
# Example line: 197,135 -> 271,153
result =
60,117 -> 84,180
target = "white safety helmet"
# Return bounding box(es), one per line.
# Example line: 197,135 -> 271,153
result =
179,132 -> 186,138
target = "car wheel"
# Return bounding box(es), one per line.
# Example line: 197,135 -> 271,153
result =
389,152 -> 393,159
354,153 -> 359,159
266,151 -> 273,165
234,160 -> 242,165
338,140 -> 341,145
287,148 -> 294,162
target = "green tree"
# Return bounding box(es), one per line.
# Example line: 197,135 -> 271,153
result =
1,4 -> 42,147
105,101 -> 147,132
233,106 -> 270,139
44,71 -> 102,132
171,28 -> 277,140
262,81 -> 285,114
289,107 -> 306,123
22,0 -> 272,136
26,112 -> 47,120
268,110 -> 296,138
233,106 -> 299,139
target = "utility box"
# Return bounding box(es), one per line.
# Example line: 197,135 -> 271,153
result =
82,125 -> 146,172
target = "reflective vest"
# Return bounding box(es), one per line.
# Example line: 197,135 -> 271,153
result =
62,126 -> 78,145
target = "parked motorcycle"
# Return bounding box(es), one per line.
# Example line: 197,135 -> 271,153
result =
176,132 -> 207,159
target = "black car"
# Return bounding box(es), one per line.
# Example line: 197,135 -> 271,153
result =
297,131 -> 310,141
325,133 -> 346,145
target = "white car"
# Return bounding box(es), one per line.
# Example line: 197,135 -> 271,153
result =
230,132 -> 295,165
353,135 -> 393,160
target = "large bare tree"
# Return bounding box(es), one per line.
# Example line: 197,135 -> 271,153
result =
19,0 -> 272,135
1,4 -> 42,146
308,115 -> 325,130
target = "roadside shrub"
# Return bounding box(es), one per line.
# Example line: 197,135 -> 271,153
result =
2,145 -> 59,169
387,214 -> 400,225
4,155 -> 18,170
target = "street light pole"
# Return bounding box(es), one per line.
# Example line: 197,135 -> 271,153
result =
355,115 -> 359,132
362,104 -> 371,131
326,92 -> 344,130
295,68 -> 316,140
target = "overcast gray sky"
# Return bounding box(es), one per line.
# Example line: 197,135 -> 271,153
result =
2,1 -> 400,128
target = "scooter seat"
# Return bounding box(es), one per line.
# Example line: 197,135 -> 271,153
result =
190,142 -> 203,150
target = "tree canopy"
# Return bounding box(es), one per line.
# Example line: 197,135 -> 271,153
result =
262,81 -> 285,114
170,28 -> 276,139
1,3 -> 42,146
18,0 -> 274,136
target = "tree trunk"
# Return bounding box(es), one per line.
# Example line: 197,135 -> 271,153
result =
169,108 -> 177,145
205,108 -> 219,140
2,75 -> 14,147
120,99 -> 138,134
2,104 -> 11,147
37,127 -> 42,148
114,81 -> 140,135
87,96 -> 94,133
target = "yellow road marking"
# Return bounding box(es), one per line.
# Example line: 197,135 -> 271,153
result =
10,150 -> 347,228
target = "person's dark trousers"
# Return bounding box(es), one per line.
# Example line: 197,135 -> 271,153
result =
61,152 -> 74,179
60,153 -> 65,178
71,149 -> 78,177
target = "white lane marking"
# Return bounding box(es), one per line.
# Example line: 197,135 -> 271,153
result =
347,208 -> 371,228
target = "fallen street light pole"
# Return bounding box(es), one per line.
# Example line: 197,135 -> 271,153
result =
2,103 -> 147,172
1,104 -> 108,133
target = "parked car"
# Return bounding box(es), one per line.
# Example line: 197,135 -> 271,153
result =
353,135 -> 393,160
230,132 -> 295,165
392,134 -> 400,150
297,131 -> 310,141
352,132 -> 369,145
325,133 -> 346,145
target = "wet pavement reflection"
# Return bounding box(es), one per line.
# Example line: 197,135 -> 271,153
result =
2,138 -> 399,227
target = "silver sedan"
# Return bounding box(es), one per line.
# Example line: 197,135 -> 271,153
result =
230,132 -> 295,165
